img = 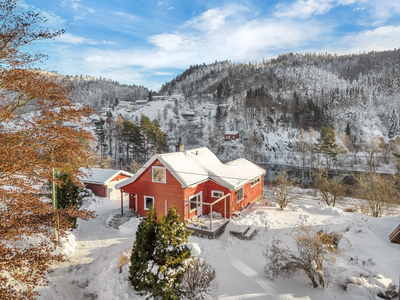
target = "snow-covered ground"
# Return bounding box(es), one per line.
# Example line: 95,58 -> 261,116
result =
37,193 -> 400,300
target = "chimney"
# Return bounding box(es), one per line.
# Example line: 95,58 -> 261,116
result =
175,138 -> 184,152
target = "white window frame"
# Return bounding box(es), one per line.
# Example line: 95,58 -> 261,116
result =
144,196 -> 154,210
211,190 -> 224,198
152,166 -> 166,183
189,194 -> 200,212
251,177 -> 261,188
236,187 -> 244,203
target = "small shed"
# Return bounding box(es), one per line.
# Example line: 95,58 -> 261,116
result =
182,111 -> 196,119
79,168 -> 133,200
136,100 -> 147,105
224,131 -> 239,141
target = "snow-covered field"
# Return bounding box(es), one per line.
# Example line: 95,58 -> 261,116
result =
38,193 -> 400,300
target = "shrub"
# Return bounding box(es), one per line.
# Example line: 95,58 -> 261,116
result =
117,250 -> 130,274
264,227 -> 342,289
273,171 -> 296,209
314,169 -> 345,207
377,283 -> 398,299
182,257 -> 216,299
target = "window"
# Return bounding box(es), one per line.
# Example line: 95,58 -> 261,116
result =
189,194 -> 200,212
251,177 -> 261,187
236,187 -> 244,203
211,190 -> 224,198
190,200 -> 197,212
144,196 -> 154,210
152,166 -> 166,183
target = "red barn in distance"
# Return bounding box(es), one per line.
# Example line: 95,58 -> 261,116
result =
116,147 -> 266,220
224,131 -> 239,141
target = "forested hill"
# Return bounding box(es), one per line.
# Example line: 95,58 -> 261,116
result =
159,49 -> 400,139
39,49 -> 400,167
35,71 -> 150,111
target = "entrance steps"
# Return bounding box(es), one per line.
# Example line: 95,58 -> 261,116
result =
106,211 -> 137,229
229,224 -> 257,240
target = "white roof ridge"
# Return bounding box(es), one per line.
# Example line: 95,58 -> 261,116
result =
115,147 -> 266,190
79,168 -> 133,185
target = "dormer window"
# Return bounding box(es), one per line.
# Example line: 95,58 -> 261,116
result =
152,166 -> 166,183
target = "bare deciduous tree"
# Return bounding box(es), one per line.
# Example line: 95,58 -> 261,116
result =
314,169 -> 346,207
353,172 -> 399,217
273,171 -> 296,209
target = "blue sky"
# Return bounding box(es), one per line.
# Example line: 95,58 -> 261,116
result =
22,0 -> 400,90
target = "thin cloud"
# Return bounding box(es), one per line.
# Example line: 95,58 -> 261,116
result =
113,11 -> 138,21
61,0 -> 82,9
275,0 -> 336,19
340,25 -> 400,53
83,16 -> 325,70
56,33 -> 115,45
184,4 -> 249,32
153,72 -> 174,76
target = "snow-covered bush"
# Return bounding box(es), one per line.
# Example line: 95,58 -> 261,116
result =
182,257 -> 216,299
129,206 -> 193,299
264,227 -> 343,289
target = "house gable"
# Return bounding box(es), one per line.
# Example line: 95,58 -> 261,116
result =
119,159 -> 185,217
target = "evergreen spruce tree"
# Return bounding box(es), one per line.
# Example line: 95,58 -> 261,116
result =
388,108 -> 399,139
129,206 -> 158,294
56,173 -> 92,228
152,207 -> 193,299
315,125 -> 338,173
129,206 -> 193,299
345,123 -> 351,137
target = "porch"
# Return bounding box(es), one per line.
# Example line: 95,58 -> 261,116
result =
186,214 -> 230,239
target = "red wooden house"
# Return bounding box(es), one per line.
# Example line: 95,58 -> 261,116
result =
79,168 -> 133,200
224,131 -> 239,141
115,147 -> 266,219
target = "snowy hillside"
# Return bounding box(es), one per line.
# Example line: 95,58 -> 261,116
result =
37,192 -> 400,300
81,50 -> 400,173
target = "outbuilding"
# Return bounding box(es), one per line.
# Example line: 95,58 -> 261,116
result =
224,131 -> 239,141
79,168 -> 133,200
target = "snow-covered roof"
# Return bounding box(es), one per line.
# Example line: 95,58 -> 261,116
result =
182,111 -> 196,116
116,147 -> 266,191
79,168 -> 133,185
225,131 -> 239,135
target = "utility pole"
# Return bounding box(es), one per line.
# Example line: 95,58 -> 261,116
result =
51,149 -> 59,249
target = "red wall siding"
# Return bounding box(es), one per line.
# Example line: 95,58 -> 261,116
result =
85,183 -> 106,197
120,159 -> 264,220
230,175 -> 264,214
120,159 -> 184,217
110,174 -> 131,182
183,180 -> 232,218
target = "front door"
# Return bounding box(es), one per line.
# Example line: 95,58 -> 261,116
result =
129,194 -> 136,211
189,192 -> 203,217
196,193 -> 202,216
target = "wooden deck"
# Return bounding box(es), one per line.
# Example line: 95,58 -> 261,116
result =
187,219 -> 230,239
